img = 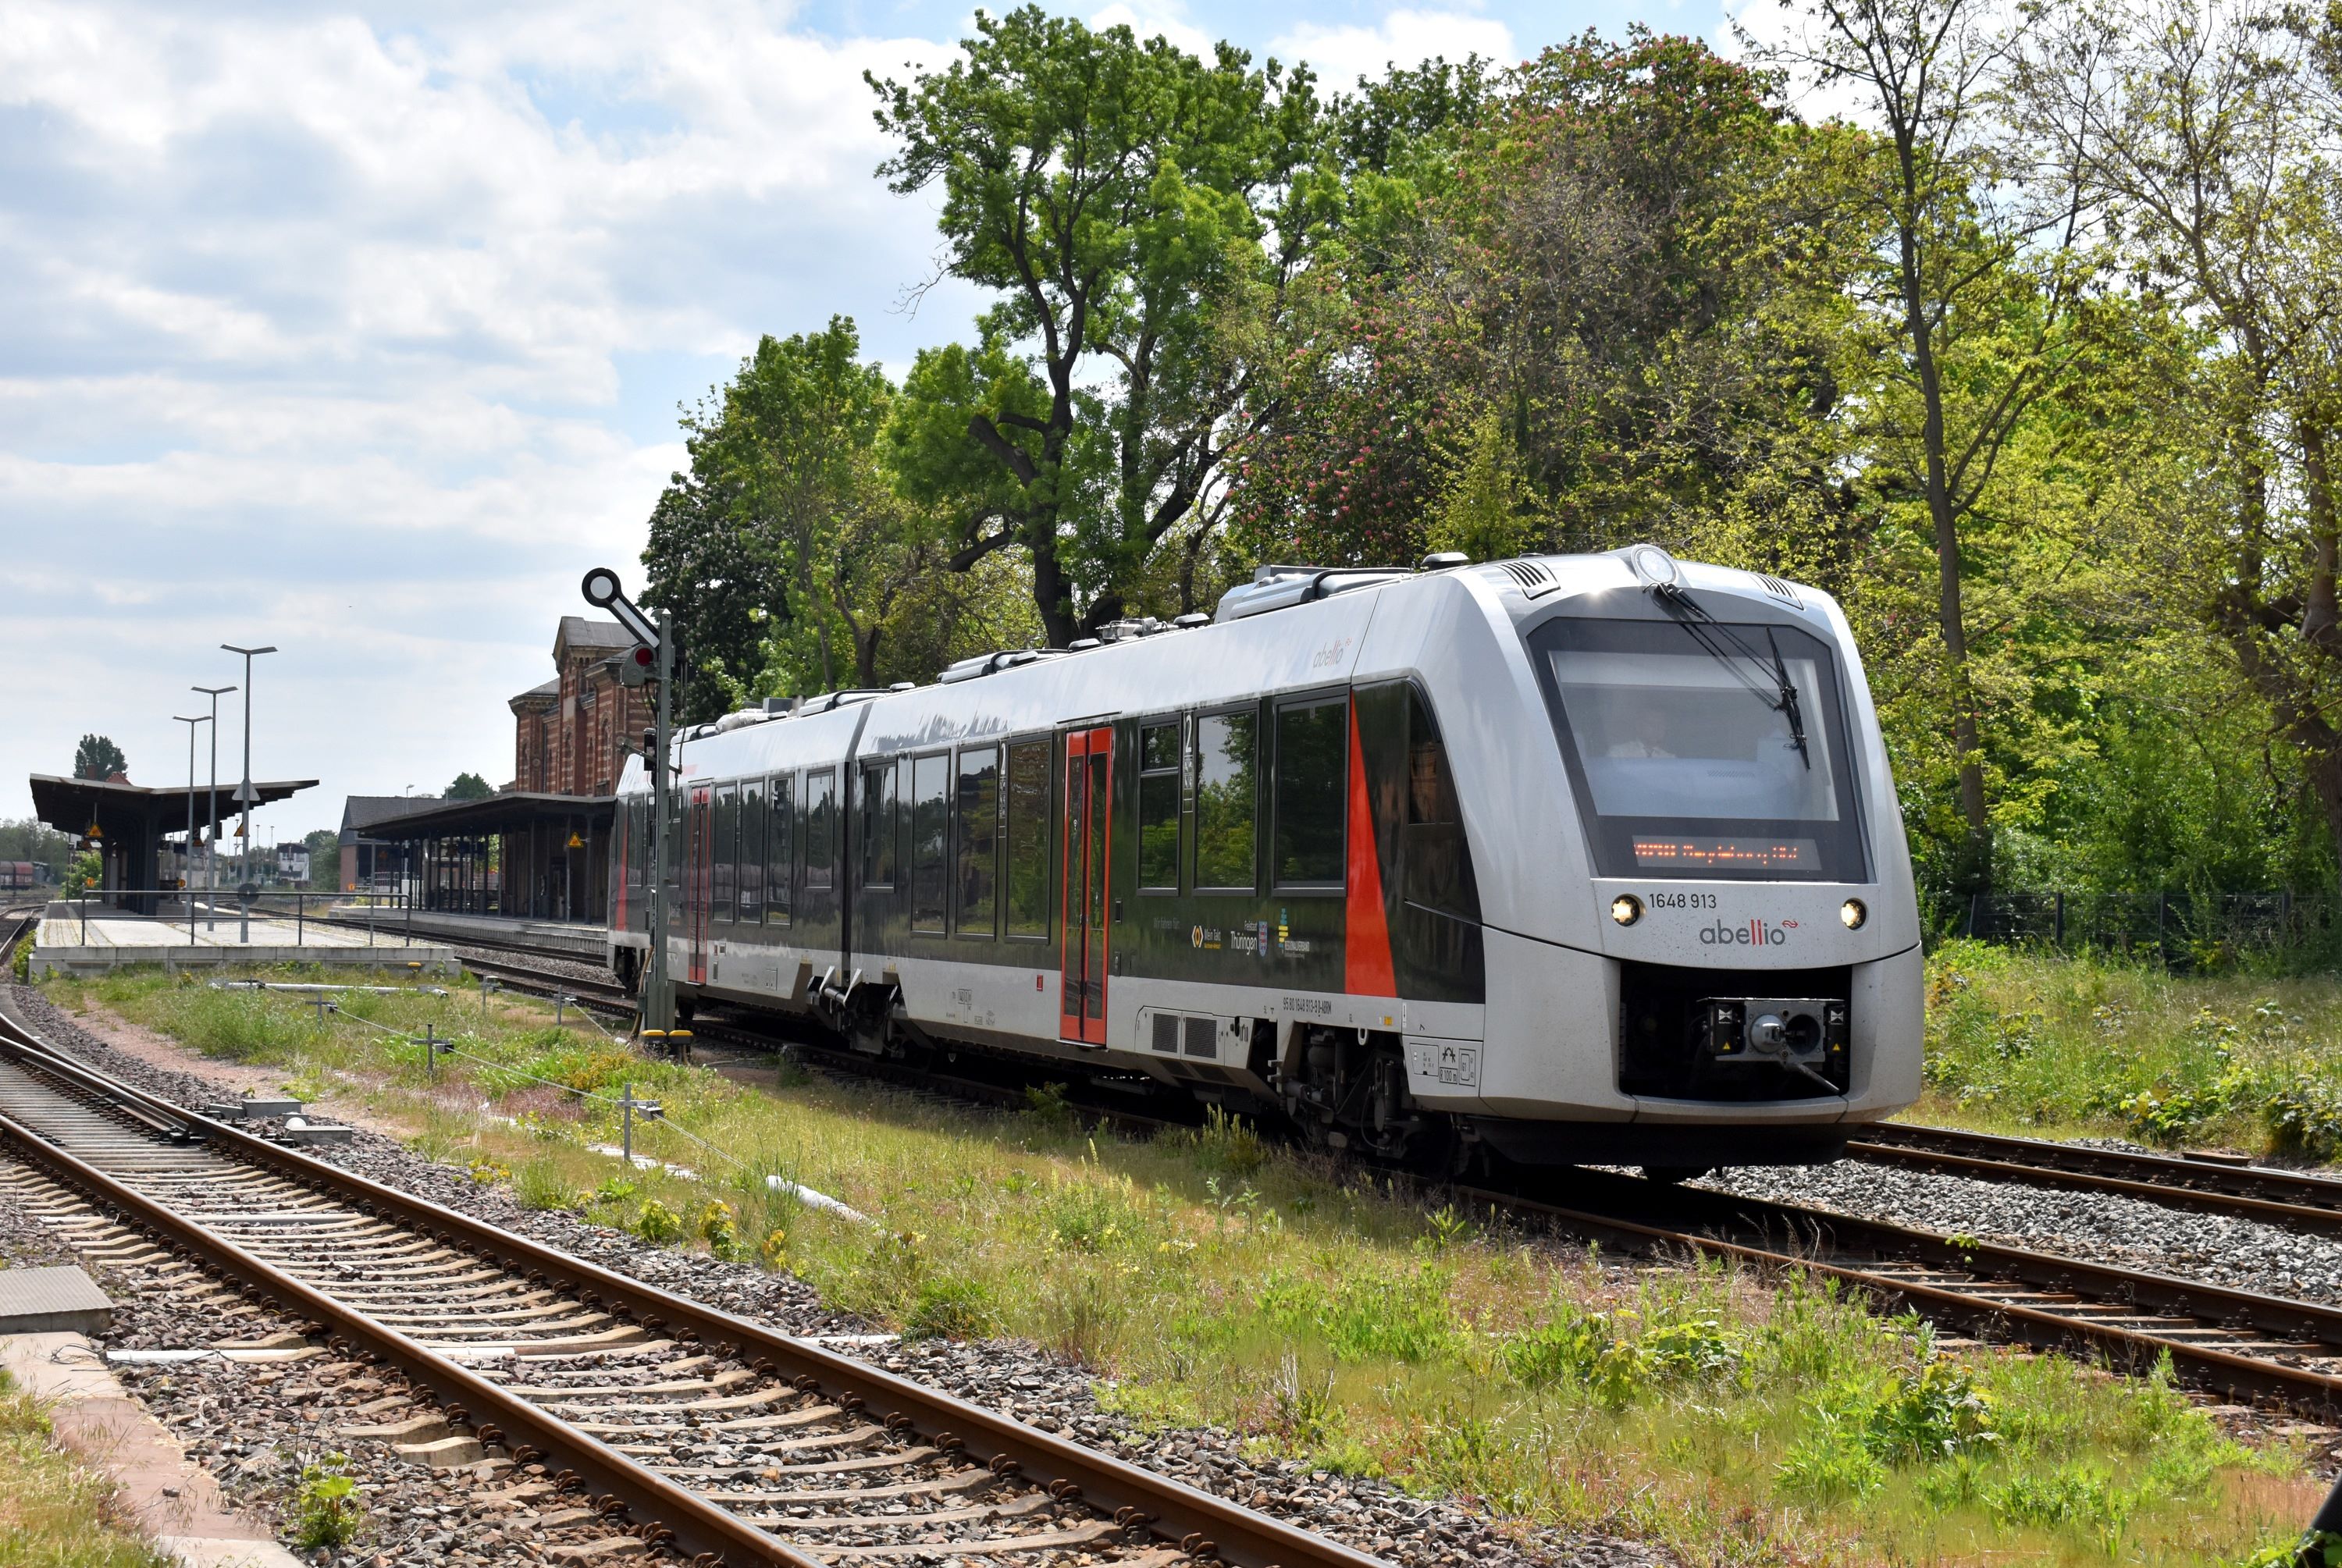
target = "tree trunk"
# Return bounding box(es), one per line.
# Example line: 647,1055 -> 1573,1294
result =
1899,223 -> 1993,894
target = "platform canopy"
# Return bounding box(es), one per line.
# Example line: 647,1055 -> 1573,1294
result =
29,773 -> 319,914
360,789 -> 616,924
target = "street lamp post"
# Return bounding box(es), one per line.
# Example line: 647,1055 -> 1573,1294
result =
220,645 -> 276,942
173,715 -> 207,944
193,684 -> 233,931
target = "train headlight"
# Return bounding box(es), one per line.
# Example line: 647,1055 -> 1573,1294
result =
1839,898 -> 1867,930
1611,894 -> 1643,926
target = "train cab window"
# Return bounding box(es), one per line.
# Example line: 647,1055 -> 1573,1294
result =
1273,698 -> 1347,889
956,746 -> 1000,937
1404,689 -> 1479,921
766,774 -> 793,924
910,753 -> 949,933
803,768 -> 837,891
1137,722 -> 1180,891
1193,710 -> 1258,891
1528,615 -> 1867,880
1003,740 -> 1051,938
860,761 -> 897,888
739,777 -> 765,923
714,784 -> 739,921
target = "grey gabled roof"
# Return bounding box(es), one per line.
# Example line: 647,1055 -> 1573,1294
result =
340,795 -> 442,841
555,617 -> 634,657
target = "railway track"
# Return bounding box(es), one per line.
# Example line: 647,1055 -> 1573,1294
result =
334,935 -> 2342,1413
0,996 -> 1383,1568
1847,1122 -> 2342,1238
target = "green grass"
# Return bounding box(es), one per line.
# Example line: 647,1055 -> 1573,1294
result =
0,1368 -> 173,1568
42,964 -> 2328,1566
1916,939 -> 2342,1157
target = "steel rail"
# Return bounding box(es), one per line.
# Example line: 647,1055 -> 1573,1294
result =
0,1097 -> 809,1568
1853,1122 -> 2342,1233
0,999 -> 1386,1568
1478,1173 -> 2342,1412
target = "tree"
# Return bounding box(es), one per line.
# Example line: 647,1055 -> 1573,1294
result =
73,734 -> 126,780
872,8 -> 1337,642
1764,0 -> 2095,897
445,773 -> 493,801
2020,0 -> 2342,887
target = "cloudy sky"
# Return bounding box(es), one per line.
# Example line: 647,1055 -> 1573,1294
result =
2,0 -> 1739,842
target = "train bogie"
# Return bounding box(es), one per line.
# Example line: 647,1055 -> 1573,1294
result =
609,546 -> 1924,1172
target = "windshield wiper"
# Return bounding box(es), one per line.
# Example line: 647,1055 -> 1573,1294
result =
1652,582 -> 1812,770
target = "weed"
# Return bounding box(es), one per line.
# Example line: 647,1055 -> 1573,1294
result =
292,1452 -> 363,1548
756,1228 -> 789,1270
1774,1429 -> 1886,1500
904,1275 -> 995,1340
1021,1080 -> 1075,1129
695,1200 -> 742,1260
593,1175 -> 639,1205
1193,1106 -> 1266,1176
512,1160 -> 583,1213
634,1199 -> 682,1243
1983,1466 -> 2134,1538
466,1157 -> 511,1186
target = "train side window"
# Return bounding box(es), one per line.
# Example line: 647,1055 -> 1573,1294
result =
909,752 -> 949,933
714,783 -> 739,920
860,760 -> 897,888
1137,721 -> 1180,891
803,768 -> 837,891
1405,688 -> 1479,919
739,777 -> 765,923
956,745 -> 1000,937
767,774 -> 793,924
1273,697 -> 1347,889
1193,710 -> 1258,891
1003,739 -> 1051,938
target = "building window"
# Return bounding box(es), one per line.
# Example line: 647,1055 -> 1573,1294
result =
1193,709 -> 1257,891
910,753 -> 949,933
803,768 -> 836,891
767,773 -> 793,924
1137,721 -> 1180,891
956,745 -> 999,937
860,760 -> 896,888
1004,740 -> 1050,938
1273,697 -> 1347,888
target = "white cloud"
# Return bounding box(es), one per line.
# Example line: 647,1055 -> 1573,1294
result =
1269,8 -> 1519,88
1087,2 -> 1215,59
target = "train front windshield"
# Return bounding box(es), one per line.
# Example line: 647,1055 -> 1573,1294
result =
1528,616 -> 1869,881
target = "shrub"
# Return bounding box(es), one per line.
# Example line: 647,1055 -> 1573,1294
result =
695,1200 -> 741,1260
292,1452 -> 363,1548
2264,1072 -> 2342,1161
634,1199 -> 682,1243
905,1275 -> 995,1340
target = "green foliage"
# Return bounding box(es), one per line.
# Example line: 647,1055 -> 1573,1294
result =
871,5 -> 1338,638
443,773 -> 492,802
291,1452 -> 363,1549
695,1199 -> 742,1260
633,1198 -> 682,1243
72,734 -> 125,781
904,1275 -> 997,1340
513,1159 -> 583,1213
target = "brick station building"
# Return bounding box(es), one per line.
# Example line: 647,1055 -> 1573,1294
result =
511,617 -> 649,797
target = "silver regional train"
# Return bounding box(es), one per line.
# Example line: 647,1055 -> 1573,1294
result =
607,546 -> 1922,1174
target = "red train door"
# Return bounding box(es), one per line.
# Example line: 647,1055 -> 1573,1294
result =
686,784 -> 712,984
1059,727 -> 1113,1046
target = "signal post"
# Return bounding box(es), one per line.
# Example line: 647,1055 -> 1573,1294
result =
582,568 -> 674,1033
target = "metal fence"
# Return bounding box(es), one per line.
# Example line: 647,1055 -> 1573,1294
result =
48,887 -> 421,950
1938,890 -> 2336,966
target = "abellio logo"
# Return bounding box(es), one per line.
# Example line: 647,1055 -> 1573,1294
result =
1701,917 -> 1798,947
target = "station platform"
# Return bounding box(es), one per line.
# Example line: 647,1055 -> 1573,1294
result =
30,904 -> 456,978
326,905 -> 607,962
